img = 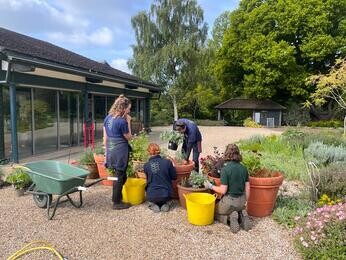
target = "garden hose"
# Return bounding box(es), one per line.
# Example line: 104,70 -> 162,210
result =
7,241 -> 66,260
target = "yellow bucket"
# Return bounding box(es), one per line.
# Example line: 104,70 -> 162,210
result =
122,178 -> 146,205
184,193 -> 216,226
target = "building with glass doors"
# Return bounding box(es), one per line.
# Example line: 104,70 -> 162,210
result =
0,27 -> 160,162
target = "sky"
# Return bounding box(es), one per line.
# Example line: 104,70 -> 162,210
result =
0,0 -> 239,73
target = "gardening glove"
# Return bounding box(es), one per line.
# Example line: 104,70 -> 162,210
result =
204,180 -> 213,190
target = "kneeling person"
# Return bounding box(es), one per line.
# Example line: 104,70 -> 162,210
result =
144,143 -> 177,213
204,144 -> 252,233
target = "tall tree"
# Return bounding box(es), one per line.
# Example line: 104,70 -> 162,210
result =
214,0 -> 346,104
128,0 -> 208,120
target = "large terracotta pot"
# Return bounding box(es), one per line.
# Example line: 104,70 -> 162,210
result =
171,160 -> 195,199
177,184 -> 209,209
247,173 -> 284,217
93,154 -> 112,186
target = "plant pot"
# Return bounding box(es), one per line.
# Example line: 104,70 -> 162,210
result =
247,173 -> 284,217
171,160 -> 195,199
85,163 -> 99,179
16,188 -> 25,197
132,160 -> 145,172
136,171 -> 146,179
168,141 -> 178,150
207,173 -> 223,199
177,184 -> 209,209
93,155 -> 112,186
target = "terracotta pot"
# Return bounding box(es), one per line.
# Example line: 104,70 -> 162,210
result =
171,160 -> 195,199
93,155 -> 112,186
207,174 -> 223,199
177,184 -> 209,209
136,171 -> 147,179
85,163 -> 99,179
247,173 -> 284,217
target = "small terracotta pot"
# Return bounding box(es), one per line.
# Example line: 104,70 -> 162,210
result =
85,163 -> 99,179
171,160 -> 195,199
247,173 -> 284,217
93,155 -> 112,186
177,184 -> 209,209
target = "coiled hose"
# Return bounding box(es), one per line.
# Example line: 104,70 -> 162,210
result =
7,241 -> 65,260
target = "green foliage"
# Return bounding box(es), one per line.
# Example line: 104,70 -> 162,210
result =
304,142 -> 346,165
174,151 -> 187,164
215,0 -> 346,102
129,133 -> 149,162
181,170 -> 206,188
194,120 -> 225,126
241,151 -> 262,175
306,119 -> 343,128
283,103 -> 311,126
6,168 -> 32,189
243,117 -> 261,128
272,195 -> 312,229
79,148 -> 95,165
160,130 -> 184,144
319,162 -> 346,198
94,145 -> 105,155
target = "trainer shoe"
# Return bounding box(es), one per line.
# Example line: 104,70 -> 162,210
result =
160,202 -> 171,212
229,211 -> 240,233
239,210 -> 252,231
148,202 -> 160,213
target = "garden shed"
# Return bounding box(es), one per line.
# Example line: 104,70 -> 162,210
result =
215,98 -> 286,127
0,27 -> 161,162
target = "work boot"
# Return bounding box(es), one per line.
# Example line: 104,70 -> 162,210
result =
215,214 -> 229,225
160,201 -> 172,212
148,202 -> 160,213
229,211 -> 240,233
238,210 -> 252,231
113,202 -> 131,210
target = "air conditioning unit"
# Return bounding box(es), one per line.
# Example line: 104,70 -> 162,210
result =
267,118 -> 275,128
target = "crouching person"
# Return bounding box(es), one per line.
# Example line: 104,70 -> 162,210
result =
204,144 -> 252,233
144,143 -> 177,213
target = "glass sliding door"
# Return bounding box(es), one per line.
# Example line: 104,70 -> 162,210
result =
16,87 -> 33,158
34,88 -> 57,154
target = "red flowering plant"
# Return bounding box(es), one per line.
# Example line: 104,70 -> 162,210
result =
200,147 -> 225,178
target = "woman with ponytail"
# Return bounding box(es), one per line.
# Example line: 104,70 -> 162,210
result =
103,94 -> 132,210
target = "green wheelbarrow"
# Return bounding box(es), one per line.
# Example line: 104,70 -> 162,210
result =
22,160 -> 117,220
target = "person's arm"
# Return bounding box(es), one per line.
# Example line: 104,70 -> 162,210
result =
103,127 -> 107,147
211,184 -> 228,195
245,182 -> 250,201
123,116 -> 132,141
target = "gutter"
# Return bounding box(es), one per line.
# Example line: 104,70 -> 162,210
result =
4,52 -> 161,92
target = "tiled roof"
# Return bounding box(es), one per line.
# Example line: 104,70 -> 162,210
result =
215,98 -> 286,110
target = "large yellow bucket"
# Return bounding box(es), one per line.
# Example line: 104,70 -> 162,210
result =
184,193 -> 216,226
122,178 -> 146,205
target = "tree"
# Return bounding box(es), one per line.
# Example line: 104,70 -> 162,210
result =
306,58 -> 346,134
128,0 -> 208,120
214,0 -> 346,104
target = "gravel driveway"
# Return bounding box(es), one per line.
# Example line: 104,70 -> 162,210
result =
0,126 -> 299,259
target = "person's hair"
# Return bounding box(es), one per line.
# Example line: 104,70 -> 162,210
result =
108,94 -> 131,117
147,143 -> 161,156
223,144 -> 242,162
175,121 -> 186,131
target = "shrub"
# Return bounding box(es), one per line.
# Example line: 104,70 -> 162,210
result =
282,103 -> 311,126
302,130 -> 346,147
129,132 -> 149,162
181,170 -> 207,188
241,151 -> 262,175
306,119 -> 343,128
6,168 -> 32,189
200,147 -> 224,178
272,195 -> 312,229
194,119 -> 225,126
304,142 -> 346,165
319,162 -> 346,199
293,203 -> 346,260
243,117 -> 262,128
79,148 -> 95,165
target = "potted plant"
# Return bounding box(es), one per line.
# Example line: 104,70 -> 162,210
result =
171,151 -> 195,198
93,145 -> 111,185
177,170 -> 209,209
6,168 -> 32,196
79,148 -> 99,179
242,151 -> 284,217
129,132 -> 149,178
201,147 -> 224,186
160,130 -> 184,150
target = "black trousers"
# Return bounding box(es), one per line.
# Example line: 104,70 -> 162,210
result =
112,170 -> 127,204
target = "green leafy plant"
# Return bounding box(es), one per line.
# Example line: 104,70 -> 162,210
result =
160,130 -> 184,145
304,142 -> 346,166
181,170 -> 206,188
6,168 -> 32,189
306,119 -> 343,128
129,132 -> 149,162
94,145 -> 105,155
241,151 -> 262,175
174,150 -> 187,164
79,148 -> 96,165
319,162 -> 346,199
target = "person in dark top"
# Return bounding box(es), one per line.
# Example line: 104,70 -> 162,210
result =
174,118 -> 202,171
204,144 -> 252,233
103,95 -> 132,210
144,143 -> 177,213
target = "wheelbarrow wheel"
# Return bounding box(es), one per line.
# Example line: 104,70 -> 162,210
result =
33,191 -> 52,208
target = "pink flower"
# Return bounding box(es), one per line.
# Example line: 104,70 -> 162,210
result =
302,241 -> 309,248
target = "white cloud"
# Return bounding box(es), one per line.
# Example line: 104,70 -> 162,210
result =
48,27 -> 113,46
110,58 -> 131,74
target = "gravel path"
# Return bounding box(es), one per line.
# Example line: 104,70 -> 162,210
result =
0,184 -> 299,259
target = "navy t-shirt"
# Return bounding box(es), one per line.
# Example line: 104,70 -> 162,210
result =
103,115 -> 129,139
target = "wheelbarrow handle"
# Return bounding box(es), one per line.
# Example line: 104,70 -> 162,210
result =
84,177 -> 118,188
